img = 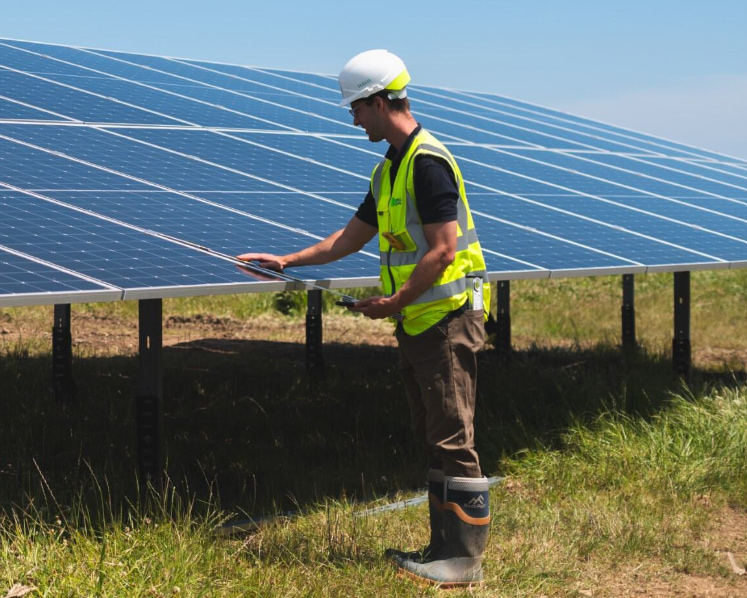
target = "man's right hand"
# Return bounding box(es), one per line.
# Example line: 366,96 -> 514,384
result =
236,252 -> 287,272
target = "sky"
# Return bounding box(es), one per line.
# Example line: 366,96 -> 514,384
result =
3,0 -> 746,160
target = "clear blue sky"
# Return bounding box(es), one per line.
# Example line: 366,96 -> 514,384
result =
4,0 -> 747,160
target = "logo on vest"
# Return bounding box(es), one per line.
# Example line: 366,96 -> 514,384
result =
390,197 -> 402,207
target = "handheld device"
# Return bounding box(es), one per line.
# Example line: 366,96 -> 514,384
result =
335,297 -> 357,307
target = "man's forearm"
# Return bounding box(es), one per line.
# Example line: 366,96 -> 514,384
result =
286,225 -> 371,267
284,229 -> 346,267
389,247 -> 453,310
237,217 -> 376,273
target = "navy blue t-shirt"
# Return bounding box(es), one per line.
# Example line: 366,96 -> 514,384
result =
354,126 -> 459,227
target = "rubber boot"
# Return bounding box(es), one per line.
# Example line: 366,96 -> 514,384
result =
385,469 -> 444,565
398,476 -> 490,588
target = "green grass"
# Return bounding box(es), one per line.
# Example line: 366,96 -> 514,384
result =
1,390 -> 745,596
2,271 -> 747,595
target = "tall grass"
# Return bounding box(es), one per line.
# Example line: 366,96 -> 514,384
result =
1,388 -> 745,596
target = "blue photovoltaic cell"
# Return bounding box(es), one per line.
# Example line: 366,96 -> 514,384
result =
196,191 -> 360,235
240,67 -> 339,97
93,51 -> 286,92
479,251 -> 544,274
640,158 -> 747,187
0,97 -> 72,121
413,103 -> 595,151
158,84 -> 353,133
118,128 -> 363,193
463,89 -> 736,162
0,125 -> 278,193
93,50 -> 339,103
46,73 -> 289,130
411,108 -> 534,146
0,133 -> 152,191
696,162 -> 747,179
0,246 -> 109,295
0,189 -> 364,289
468,193 -> 722,267
454,146 -> 644,197
501,194 -> 747,262
40,189 -> 379,282
471,214 -> 635,271
262,68 -> 339,90
231,132 -> 376,181
0,41 -> 84,76
0,192 -> 274,289
184,60 -> 341,99
2,40 -> 200,87
2,37 -> 747,307
410,88 -> 654,155
26,46 -> 354,134
0,69 -> 178,125
87,52 -> 356,134
454,145 -> 713,200
573,153 -> 747,199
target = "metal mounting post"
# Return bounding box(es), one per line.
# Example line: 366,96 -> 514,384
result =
672,272 -> 691,377
621,274 -> 636,351
52,304 -> 76,402
137,298 -> 163,488
494,281 -> 512,355
305,290 -> 325,378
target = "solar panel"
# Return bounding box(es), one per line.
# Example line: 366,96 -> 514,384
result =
2,37 -> 747,308
0,244 -> 119,304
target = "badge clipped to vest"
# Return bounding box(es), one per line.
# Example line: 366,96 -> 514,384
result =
468,275 -> 484,311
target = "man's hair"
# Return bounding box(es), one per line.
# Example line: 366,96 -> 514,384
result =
387,96 -> 410,114
367,91 -> 410,114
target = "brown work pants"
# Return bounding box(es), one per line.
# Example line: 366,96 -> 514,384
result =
396,308 -> 485,479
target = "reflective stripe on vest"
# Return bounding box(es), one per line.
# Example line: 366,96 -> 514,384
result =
409,268 -> 489,306
381,227 -> 479,267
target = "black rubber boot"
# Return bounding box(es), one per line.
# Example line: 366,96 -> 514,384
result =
385,469 -> 444,565
398,476 -> 490,588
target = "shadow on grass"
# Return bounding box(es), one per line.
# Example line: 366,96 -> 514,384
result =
0,338 -> 743,520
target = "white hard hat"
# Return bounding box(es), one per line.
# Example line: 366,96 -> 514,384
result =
338,49 -> 411,106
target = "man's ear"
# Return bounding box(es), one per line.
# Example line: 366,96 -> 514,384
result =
373,94 -> 386,112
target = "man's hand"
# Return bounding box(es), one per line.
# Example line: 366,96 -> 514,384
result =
349,295 -> 403,320
236,252 -> 287,272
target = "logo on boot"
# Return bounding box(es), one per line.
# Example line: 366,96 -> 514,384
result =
463,495 -> 486,510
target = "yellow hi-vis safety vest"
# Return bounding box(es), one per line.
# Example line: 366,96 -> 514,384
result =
371,128 -> 491,335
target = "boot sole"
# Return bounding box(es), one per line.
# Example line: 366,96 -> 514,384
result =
396,566 -> 484,589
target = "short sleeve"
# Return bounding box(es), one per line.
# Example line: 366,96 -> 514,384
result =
354,189 -> 378,227
413,155 -> 459,224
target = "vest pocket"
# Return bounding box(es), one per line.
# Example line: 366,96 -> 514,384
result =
382,229 -> 417,252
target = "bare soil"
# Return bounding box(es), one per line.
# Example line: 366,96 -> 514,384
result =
3,308 -> 746,369
591,505 -> 747,598
0,309 -> 398,356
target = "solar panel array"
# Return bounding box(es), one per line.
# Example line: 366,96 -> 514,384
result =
2,38 -> 747,308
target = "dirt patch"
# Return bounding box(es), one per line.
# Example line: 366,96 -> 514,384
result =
586,505 -> 747,598
0,309 -> 398,357
5,307 -> 747,371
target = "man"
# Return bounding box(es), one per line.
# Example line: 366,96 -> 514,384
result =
237,49 -> 491,588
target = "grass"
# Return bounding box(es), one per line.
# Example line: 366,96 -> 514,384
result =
1,271 -> 747,595
1,391 -> 745,596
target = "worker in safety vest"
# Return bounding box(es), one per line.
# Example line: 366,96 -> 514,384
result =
237,49 -> 491,588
